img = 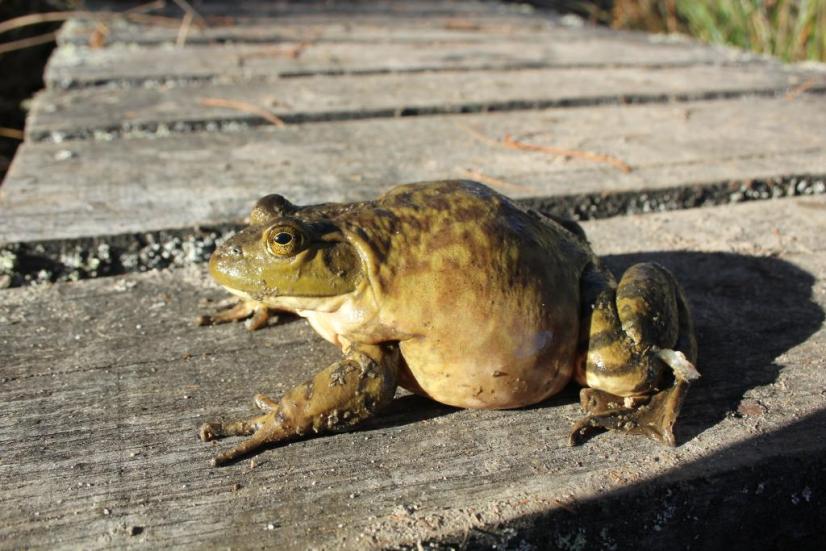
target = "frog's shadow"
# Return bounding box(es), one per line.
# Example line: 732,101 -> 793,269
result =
368,251 -> 824,445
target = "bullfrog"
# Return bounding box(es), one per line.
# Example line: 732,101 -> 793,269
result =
198,180 -> 699,466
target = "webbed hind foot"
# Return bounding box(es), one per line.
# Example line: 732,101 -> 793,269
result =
575,261 -> 699,447
569,373 -> 693,447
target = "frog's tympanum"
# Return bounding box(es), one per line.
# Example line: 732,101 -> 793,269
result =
198,181 -> 699,466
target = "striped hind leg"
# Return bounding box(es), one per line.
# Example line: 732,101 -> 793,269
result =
570,263 -> 699,446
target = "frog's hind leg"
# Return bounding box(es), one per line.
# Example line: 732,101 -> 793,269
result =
570,262 -> 699,446
199,344 -> 399,466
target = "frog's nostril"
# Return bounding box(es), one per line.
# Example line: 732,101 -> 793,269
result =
228,245 -> 242,256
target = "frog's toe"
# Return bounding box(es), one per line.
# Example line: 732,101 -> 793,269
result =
568,387 -> 628,445
244,305 -> 273,331
211,419 -> 291,467
253,393 -> 279,411
628,380 -> 690,446
211,431 -> 269,467
198,422 -> 221,442
569,403 -> 675,447
569,380 -> 690,447
195,299 -> 272,331
195,297 -> 244,325
198,413 -> 269,442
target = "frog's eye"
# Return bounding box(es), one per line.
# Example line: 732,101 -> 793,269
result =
264,225 -> 303,257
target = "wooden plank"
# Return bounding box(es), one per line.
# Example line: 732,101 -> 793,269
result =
83,0 -> 536,18
2,196 -> 824,548
44,33 -> 754,89
58,14 -> 568,46
56,13 -> 715,50
27,64 -> 816,142
4,96 -> 826,244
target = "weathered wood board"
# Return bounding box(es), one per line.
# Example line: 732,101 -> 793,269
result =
28,64 -> 818,141
2,197 -> 824,549
83,0 -> 538,19
4,96 -> 825,244
57,14 -> 573,46
45,33 -> 756,89
4,0 -> 826,547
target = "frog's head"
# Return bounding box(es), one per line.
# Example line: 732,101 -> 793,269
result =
209,194 -> 365,305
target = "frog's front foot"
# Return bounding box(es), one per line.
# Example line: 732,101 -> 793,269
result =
199,420 -> 247,442
198,393 -> 285,464
198,410 -> 288,466
195,297 -> 273,331
198,395 -> 274,440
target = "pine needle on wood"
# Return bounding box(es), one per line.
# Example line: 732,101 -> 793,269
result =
198,98 -> 286,127
0,31 -> 58,55
0,127 -> 25,140
502,133 -> 633,173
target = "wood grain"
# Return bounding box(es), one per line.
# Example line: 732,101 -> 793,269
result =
27,64 -> 816,141
44,33 -> 755,89
4,96 -> 826,243
57,14 -> 578,47
82,0 -> 539,18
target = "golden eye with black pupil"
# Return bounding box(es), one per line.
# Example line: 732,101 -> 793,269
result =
264,225 -> 303,257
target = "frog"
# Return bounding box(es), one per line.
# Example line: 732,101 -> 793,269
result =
197,180 -> 699,466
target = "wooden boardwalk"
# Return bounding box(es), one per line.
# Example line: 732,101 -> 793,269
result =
1,1 -> 825,548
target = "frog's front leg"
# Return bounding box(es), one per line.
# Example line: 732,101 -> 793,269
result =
195,297 -> 272,331
199,343 -> 399,466
570,262 -> 699,446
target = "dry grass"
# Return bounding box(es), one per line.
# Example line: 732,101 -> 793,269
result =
607,0 -> 826,62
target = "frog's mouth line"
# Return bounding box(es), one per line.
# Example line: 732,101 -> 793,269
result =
220,283 -> 363,314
